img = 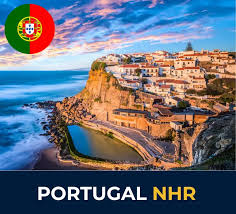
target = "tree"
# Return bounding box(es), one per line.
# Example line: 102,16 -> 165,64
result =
123,57 -> 131,64
91,61 -> 107,71
165,129 -> 176,141
141,78 -> 148,85
185,42 -> 193,51
205,74 -> 216,80
186,89 -> 197,95
177,101 -> 190,109
218,93 -> 235,104
135,68 -> 142,76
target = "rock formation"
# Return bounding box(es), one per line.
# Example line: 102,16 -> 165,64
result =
192,112 -> 235,168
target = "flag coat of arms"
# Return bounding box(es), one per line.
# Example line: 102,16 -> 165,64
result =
5,4 -> 55,54
25,23 -> 35,35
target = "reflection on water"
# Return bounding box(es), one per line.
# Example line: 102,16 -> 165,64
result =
68,125 -> 143,162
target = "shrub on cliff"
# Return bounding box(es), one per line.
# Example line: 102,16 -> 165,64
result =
165,129 -> 176,141
177,100 -> 190,109
123,57 -> 131,64
218,93 -> 235,104
91,61 -> 107,71
205,74 -> 216,80
186,89 -> 197,95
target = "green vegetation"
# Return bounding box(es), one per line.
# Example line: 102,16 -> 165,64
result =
179,144 -> 235,170
218,93 -> 235,104
205,74 -> 216,80
113,80 -> 135,94
175,160 -> 183,165
105,131 -> 114,139
123,57 -> 131,64
165,129 -> 176,141
186,89 -> 197,95
212,78 -> 235,90
135,68 -> 142,76
200,100 -> 215,109
91,61 -> 107,71
63,125 -> 110,163
177,100 -> 190,109
94,97 -> 102,103
106,72 -> 113,82
133,104 -> 142,110
186,79 -> 235,101
141,78 -> 148,85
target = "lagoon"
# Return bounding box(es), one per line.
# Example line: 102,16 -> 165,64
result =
68,125 -> 143,162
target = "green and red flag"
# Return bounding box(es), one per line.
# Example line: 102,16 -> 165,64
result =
5,4 -> 55,54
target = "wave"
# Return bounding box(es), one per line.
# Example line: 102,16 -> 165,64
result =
0,134 -> 50,170
0,79 -> 87,100
0,108 -> 50,170
71,74 -> 89,79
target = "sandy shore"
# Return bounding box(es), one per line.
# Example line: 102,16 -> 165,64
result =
33,146 -> 96,170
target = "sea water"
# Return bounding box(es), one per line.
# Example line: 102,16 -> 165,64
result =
0,70 -> 88,170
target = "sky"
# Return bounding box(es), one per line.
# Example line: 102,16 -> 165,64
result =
0,0 -> 235,70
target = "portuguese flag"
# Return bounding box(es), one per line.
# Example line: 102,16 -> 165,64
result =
5,4 -> 55,54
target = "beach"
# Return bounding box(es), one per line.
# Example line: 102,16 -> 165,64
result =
33,145 -> 96,170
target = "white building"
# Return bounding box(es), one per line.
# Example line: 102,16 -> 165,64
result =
118,79 -> 142,90
119,64 -> 140,75
174,59 -> 196,69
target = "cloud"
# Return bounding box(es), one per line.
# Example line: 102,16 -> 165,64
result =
0,0 -> 234,69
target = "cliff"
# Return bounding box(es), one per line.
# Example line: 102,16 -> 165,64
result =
75,69 -> 135,120
192,112 -> 235,169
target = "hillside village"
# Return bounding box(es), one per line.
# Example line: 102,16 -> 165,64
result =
55,46 -> 235,168
100,48 -> 235,111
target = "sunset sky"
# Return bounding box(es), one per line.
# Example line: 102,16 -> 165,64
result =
0,0 -> 235,70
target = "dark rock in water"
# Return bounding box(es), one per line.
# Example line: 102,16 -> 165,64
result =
43,125 -> 49,131
40,133 -> 50,136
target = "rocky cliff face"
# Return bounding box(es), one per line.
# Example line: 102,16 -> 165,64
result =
58,69 -> 140,121
192,112 -> 235,168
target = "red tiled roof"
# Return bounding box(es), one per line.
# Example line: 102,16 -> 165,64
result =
153,104 -> 171,109
175,67 -> 200,70
159,85 -> 171,89
183,54 -> 208,57
175,59 -> 195,61
142,65 -> 158,68
118,79 -> 125,82
184,67 -> 200,69
126,80 -> 139,83
120,64 -> 139,68
193,77 -> 205,80
160,65 -> 171,67
156,79 -> 189,84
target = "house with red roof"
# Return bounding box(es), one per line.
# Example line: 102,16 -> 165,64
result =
119,64 -> 140,75
118,78 -> 142,89
141,65 -> 159,77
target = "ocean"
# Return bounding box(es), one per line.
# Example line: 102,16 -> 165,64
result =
0,70 -> 88,170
